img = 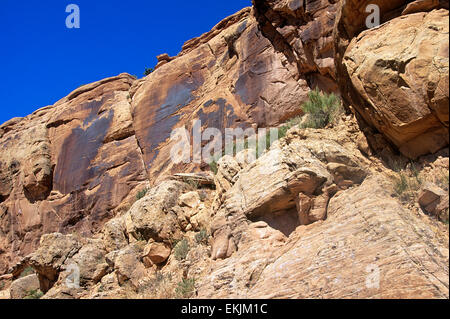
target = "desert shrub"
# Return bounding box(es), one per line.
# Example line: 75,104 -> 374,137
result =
169,236 -> 182,248
175,278 -> 196,298
392,164 -> 423,203
174,239 -> 190,261
136,188 -> 148,200
23,289 -> 44,299
182,177 -> 199,190
144,67 -> 154,76
436,172 -> 449,192
209,160 -> 218,175
19,266 -> 35,278
138,271 -> 174,298
195,229 -> 209,245
300,89 -> 342,129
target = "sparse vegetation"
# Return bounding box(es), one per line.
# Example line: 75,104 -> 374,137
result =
300,89 -> 343,129
392,165 -> 423,202
23,289 -> 44,299
182,177 -> 200,190
144,67 -> 154,76
169,236 -> 182,248
390,159 -> 449,224
136,188 -> 148,200
175,278 -> 196,298
97,284 -> 104,293
436,172 -> 449,192
209,160 -> 218,175
174,238 -> 190,261
221,90 -> 342,161
195,228 -> 209,245
19,266 -> 35,278
139,271 -> 174,298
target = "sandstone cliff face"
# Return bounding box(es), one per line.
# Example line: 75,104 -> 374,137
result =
0,2 -> 339,274
132,2 -> 340,182
0,74 -> 149,275
0,0 -> 449,299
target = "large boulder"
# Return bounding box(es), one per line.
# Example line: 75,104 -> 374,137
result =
334,1 -> 449,158
102,216 -> 129,253
142,242 -> 171,265
342,10 -> 449,158
68,239 -> 109,287
107,242 -> 149,289
9,274 -> 40,299
125,181 -> 188,242
28,233 -> 82,292
418,182 -> 449,220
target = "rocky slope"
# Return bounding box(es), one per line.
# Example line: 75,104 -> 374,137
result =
0,0 -> 448,299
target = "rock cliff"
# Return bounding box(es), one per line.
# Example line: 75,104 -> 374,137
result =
0,0 -> 448,299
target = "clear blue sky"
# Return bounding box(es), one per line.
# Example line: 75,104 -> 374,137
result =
0,0 -> 251,125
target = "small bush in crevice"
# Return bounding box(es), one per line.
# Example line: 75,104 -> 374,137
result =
182,177 -> 200,190
300,89 -> 343,129
209,160 -> 218,175
175,278 -> 196,299
19,266 -> 35,278
436,172 -> 449,192
144,67 -> 154,76
23,289 -> 44,299
195,229 -> 209,245
136,188 -> 148,200
138,271 -> 174,299
174,239 -> 190,261
391,163 -> 423,203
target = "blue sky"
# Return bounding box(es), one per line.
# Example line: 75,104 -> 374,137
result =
0,0 -> 251,124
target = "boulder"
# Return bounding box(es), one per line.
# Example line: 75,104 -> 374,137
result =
109,242 -> 148,289
125,180 -> 188,242
178,192 -> 201,209
335,0 -> 449,158
402,0 -> 440,15
67,239 -> 109,286
418,182 -> 448,217
9,274 -> 40,299
142,242 -> 171,265
28,233 -> 82,292
102,216 -> 128,253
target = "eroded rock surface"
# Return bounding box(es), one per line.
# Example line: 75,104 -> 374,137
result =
198,176 -> 449,298
0,2 -> 344,274
1,0 -> 449,300
334,1 -> 449,158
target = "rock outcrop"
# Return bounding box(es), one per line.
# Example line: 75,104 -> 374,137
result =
0,0 -> 449,300
0,74 -> 148,275
198,175 -> 449,298
9,274 -> 40,299
11,118 -> 447,300
334,1 -> 449,158
0,2 -> 343,274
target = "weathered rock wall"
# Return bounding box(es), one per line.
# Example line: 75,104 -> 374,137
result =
0,2 -> 341,274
